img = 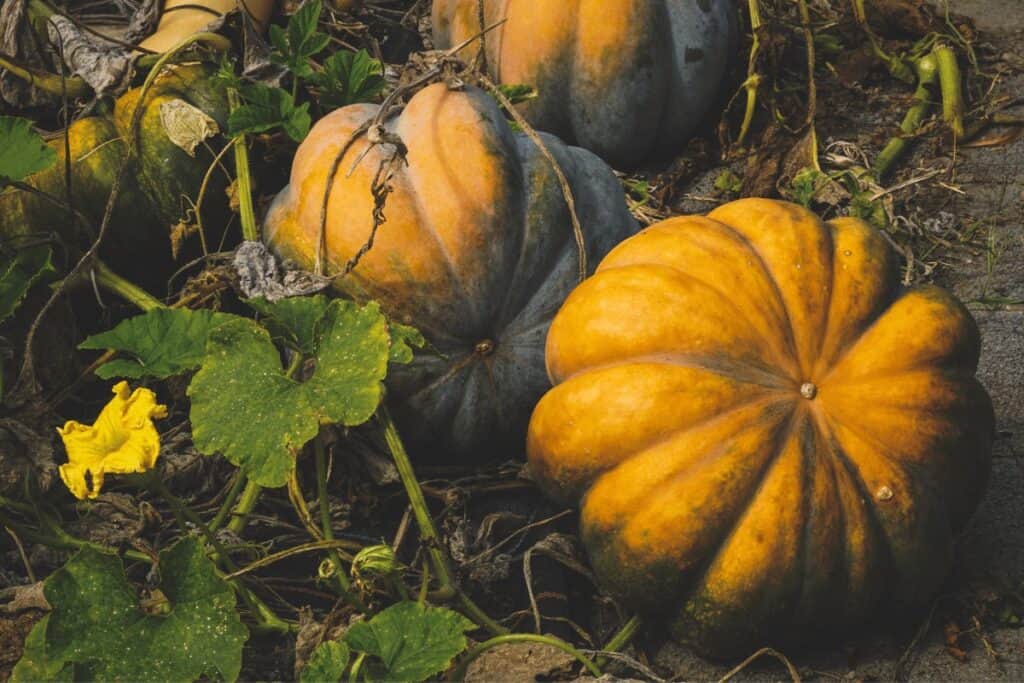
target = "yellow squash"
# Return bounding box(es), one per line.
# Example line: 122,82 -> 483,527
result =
528,198 -> 994,655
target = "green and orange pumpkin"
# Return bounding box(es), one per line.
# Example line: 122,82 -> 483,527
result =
432,0 -> 737,167
527,198 -> 994,655
264,82 -> 636,461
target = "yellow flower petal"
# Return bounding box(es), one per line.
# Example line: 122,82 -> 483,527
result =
56,382 -> 167,500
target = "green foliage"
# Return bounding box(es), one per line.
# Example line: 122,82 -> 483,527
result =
496,83 -> 537,105
248,294 -> 331,356
270,0 -> 331,78
388,321 -> 425,364
79,308 -> 231,380
0,116 -> 56,186
714,169 -> 742,195
308,50 -> 386,110
0,245 -> 54,325
228,84 -> 312,142
11,538 -> 247,683
790,166 -> 830,208
344,602 -> 475,682
188,300 -> 390,487
850,190 -> 889,230
301,641 -> 350,683
622,177 -> 651,206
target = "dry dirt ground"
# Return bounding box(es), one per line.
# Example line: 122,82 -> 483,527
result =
467,1 -> 1024,681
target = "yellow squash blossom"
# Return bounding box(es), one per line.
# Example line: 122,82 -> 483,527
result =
57,381 -> 168,500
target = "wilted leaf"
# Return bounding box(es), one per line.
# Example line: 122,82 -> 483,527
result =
159,99 -> 220,157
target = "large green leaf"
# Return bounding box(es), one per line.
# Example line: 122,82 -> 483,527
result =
247,294 -> 331,356
11,538 -> 247,682
344,602 -> 474,682
0,116 -> 56,185
188,299 -> 390,487
300,640 -> 350,683
79,308 -> 233,379
0,245 -> 54,324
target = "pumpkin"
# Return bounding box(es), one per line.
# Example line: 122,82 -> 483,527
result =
431,0 -> 738,167
138,0 -> 276,52
0,63 -> 230,281
527,198 -> 994,655
263,82 -> 637,461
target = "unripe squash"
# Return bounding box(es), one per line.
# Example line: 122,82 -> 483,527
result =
432,0 -> 738,167
0,64 -> 230,280
264,82 -> 636,461
527,198 -> 994,656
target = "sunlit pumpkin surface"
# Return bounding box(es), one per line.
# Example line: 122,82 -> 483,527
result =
528,198 -> 994,655
264,83 -> 636,460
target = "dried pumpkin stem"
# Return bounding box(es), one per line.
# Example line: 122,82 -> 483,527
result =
717,647 -> 801,683
450,634 -> 603,681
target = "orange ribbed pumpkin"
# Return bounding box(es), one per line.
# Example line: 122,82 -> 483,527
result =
527,198 -> 994,655
432,0 -> 737,167
264,82 -> 636,461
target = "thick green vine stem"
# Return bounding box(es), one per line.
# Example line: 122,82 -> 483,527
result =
736,0 -> 763,147
227,91 -> 260,242
379,406 -> 507,636
91,261 -> 163,311
147,474 -> 294,634
449,634 -> 603,681
226,479 -> 263,535
873,51 -> 939,179
595,615 -> 642,668
209,473 -> 247,532
314,436 -> 368,610
933,42 -> 965,138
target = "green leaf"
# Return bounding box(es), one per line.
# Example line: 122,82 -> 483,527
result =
790,166 -> 829,208
388,321 -> 425,365
344,602 -> 474,682
309,50 -> 385,110
301,641 -> 350,683
270,0 -> 330,78
10,617 -> 76,682
248,294 -> 331,356
12,538 -> 247,682
229,84 -> 311,142
713,169 -> 742,195
79,308 -> 233,380
188,299 -> 390,487
0,116 -> 56,186
0,245 -> 54,325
